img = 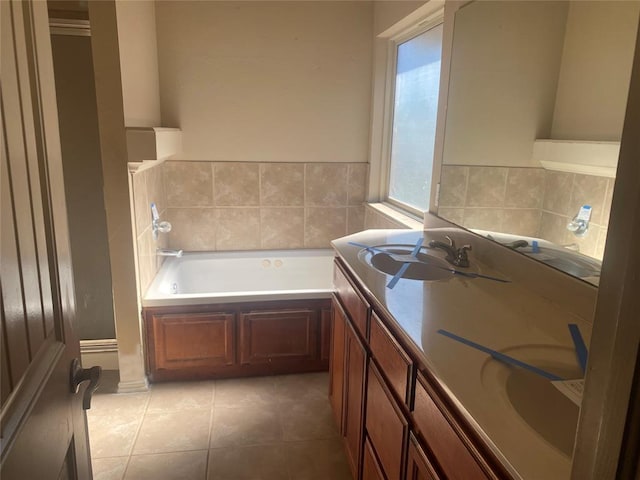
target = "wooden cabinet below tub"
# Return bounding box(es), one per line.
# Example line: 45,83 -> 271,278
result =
143,298 -> 331,382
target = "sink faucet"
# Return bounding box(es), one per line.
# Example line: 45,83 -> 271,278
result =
157,248 -> 183,257
428,236 -> 471,268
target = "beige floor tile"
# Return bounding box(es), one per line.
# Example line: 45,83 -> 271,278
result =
279,399 -> 339,441
146,380 -> 215,413
210,404 -> 282,448
133,408 -> 212,455
89,413 -> 142,458
214,376 -> 279,408
207,445 -> 289,480
124,451 -> 208,480
273,372 -> 329,403
286,439 -> 352,480
92,456 -> 128,480
90,392 -> 150,417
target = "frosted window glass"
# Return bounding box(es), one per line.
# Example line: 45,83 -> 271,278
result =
388,24 -> 443,212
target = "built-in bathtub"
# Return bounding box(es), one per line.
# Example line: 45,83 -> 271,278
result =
143,249 -> 335,307
141,249 -> 336,381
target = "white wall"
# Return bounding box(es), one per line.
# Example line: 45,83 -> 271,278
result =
442,1 -> 569,167
155,1 -> 373,163
115,0 -> 161,127
551,1 -> 639,141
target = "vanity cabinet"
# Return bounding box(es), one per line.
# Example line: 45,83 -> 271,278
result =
330,258 -> 507,480
143,299 -> 331,381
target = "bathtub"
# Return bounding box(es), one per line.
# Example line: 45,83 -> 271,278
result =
142,249 -> 336,307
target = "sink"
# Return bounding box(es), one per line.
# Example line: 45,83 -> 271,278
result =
357,244 -> 455,281
480,345 -> 583,457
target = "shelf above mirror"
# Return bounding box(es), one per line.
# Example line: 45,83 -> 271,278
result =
532,139 -> 619,178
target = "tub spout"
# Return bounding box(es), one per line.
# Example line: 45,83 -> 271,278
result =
157,248 -> 183,257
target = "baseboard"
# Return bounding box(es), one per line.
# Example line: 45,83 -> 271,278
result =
80,339 -> 119,370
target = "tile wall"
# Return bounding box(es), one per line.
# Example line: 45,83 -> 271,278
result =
162,161 -> 368,251
438,165 -> 614,259
131,160 -> 369,294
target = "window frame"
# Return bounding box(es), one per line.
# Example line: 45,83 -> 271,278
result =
367,3 -> 447,222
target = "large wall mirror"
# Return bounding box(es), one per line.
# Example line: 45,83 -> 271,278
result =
437,0 -> 639,286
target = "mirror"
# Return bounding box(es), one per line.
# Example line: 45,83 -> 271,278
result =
437,0 -> 639,285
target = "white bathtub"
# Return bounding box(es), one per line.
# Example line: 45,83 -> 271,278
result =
142,249 -> 335,307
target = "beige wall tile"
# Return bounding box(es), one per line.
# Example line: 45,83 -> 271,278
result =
439,166 -> 468,207
146,162 -> 167,214
437,207 -> 464,226
363,206 -> 404,229
504,168 -> 545,208
216,208 -> 261,250
462,208 -> 504,232
569,173 -> 609,225
260,208 -> 304,249
569,224 -> 600,258
259,163 -> 304,206
347,163 -> 368,206
166,208 -> 217,251
305,164 -> 348,206
539,211 -> 570,245
595,227 -> 609,260
214,163 -> 260,206
502,209 -> 542,237
132,171 -> 149,236
137,226 -> 156,296
347,206 -> 365,234
465,167 -> 508,207
601,177 -> 615,227
543,171 -> 574,215
304,207 -> 347,248
164,161 -> 213,207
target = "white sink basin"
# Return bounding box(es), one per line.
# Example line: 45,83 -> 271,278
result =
480,345 -> 583,457
357,244 -> 455,281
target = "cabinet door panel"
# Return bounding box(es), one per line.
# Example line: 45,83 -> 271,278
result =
343,320 -> 367,479
321,307 -> 332,362
407,433 -> 441,480
363,436 -> 386,480
150,313 -> 235,370
334,262 -> 370,338
239,310 -> 317,364
366,363 -> 408,480
413,373 -> 488,480
329,298 -> 347,431
370,311 -> 413,405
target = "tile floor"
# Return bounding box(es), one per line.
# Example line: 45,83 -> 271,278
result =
89,371 -> 352,480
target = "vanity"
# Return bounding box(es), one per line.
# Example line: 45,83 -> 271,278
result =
329,221 -> 595,480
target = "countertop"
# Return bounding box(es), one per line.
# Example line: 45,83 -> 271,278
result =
332,228 -> 593,480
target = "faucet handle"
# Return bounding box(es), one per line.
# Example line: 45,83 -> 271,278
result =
444,235 -> 456,248
454,244 -> 472,267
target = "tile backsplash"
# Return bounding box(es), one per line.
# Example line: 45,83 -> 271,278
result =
438,165 -> 614,260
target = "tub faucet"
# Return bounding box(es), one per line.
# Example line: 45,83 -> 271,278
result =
428,236 -> 471,268
157,248 -> 183,257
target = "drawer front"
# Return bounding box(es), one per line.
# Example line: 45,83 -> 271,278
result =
370,311 -> 413,405
413,373 -> 488,480
363,436 -> 386,480
334,262 -> 369,338
365,363 -> 408,480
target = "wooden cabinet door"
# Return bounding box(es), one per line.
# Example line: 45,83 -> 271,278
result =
407,434 -> 441,480
320,307 -> 332,362
1,2 -> 93,477
240,309 -> 318,364
366,362 -> 409,480
363,437 -> 387,480
148,312 -> 235,371
343,318 -> 367,479
329,297 -> 347,431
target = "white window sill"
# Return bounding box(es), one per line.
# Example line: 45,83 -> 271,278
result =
366,202 -> 424,230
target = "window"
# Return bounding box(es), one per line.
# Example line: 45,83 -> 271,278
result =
386,22 -> 443,214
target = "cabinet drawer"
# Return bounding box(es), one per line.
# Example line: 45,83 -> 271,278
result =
334,262 -> 369,338
366,362 -> 408,480
413,373 -> 488,480
370,311 -> 413,405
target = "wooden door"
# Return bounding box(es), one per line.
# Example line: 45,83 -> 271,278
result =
1,1 -> 96,478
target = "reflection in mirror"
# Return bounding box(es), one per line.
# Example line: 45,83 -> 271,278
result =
437,1 -> 639,285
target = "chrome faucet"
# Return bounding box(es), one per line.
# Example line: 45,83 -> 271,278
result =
428,236 -> 471,268
157,248 -> 183,257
